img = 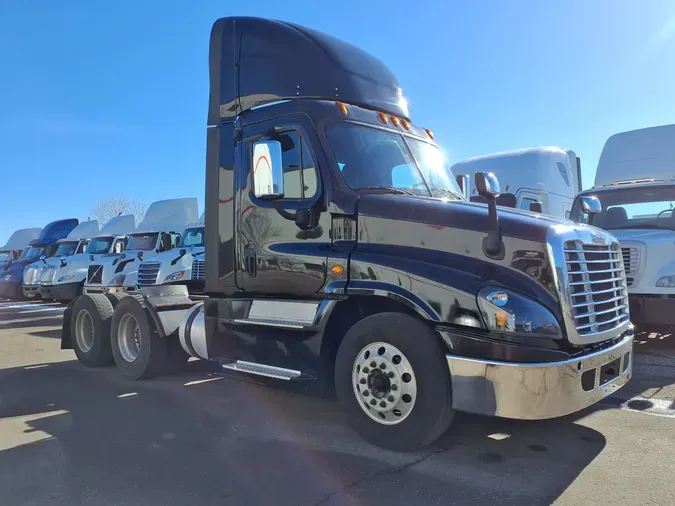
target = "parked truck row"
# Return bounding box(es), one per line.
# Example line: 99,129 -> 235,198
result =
3,16 -> 671,452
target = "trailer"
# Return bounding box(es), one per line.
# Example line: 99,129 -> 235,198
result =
62,16 -> 634,451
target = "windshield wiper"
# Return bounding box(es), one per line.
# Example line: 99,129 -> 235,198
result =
427,186 -> 464,201
361,186 -> 416,196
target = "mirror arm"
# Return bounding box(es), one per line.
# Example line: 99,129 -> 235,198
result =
482,198 -> 505,260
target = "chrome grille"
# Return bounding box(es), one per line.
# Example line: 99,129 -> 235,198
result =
138,262 -> 160,286
23,267 -> 38,285
191,259 -> 205,280
621,246 -> 640,287
564,240 -> 629,336
39,265 -> 56,284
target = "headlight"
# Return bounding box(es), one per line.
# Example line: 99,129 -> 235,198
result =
164,270 -> 187,282
58,274 -> 76,283
108,274 -> 126,287
477,286 -> 563,339
656,275 -> 675,287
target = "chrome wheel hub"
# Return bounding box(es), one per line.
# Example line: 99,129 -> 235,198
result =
74,309 -> 94,353
352,342 -> 417,425
118,313 -> 141,363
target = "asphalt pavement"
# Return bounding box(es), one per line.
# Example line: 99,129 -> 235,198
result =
1,299 -> 674,506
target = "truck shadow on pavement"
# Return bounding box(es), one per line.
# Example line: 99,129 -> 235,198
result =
0,359 -> 607,506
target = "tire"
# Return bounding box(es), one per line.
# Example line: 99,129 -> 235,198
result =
335,312 -> 455,452
110,296 -> 184,379
71,294 -> 116,367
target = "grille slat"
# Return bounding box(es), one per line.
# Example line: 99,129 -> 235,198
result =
191,259 -> 205,280
138,262 -> 160,286
563,240 -> 629,337
621,245 -> 640,287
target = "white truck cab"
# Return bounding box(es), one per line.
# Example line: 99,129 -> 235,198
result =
128,214 -> 205,292
0,227 -> 41,268
26,220 -> 100,299
39,215 -> 136,302
570,124 -> 675,329
451,146 -> 582,219
84,198 -> 199,293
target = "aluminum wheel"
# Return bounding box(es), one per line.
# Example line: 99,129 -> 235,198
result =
352,341 -> 417,425
117,313 -> 141,363
74,309 -> 94,353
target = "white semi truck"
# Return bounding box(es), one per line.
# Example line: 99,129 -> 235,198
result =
0,227 -> 42,268
84,198 -> 199,294
571,124 -> 675,329
39,214 -> 136,302
451,146 -> 582,219
128,214 -> 206,292
24,220 -> 101,299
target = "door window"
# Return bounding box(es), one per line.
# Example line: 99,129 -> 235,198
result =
520,197 -> 538,211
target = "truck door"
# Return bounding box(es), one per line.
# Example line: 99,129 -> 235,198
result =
237,115 -> 330,296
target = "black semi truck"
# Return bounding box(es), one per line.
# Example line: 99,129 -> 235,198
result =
61,17 -> 634,451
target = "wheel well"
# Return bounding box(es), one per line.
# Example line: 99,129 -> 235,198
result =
318,295 -> 428,395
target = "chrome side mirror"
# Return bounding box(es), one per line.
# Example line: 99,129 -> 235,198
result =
455,174 -> 470,200
252,139 -> 284,200
580,196 -> 601,215
475,172 -> 501,198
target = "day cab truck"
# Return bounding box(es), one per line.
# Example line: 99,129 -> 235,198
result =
0,218 -> 78,300
83,198 -> 199,294
62,16 -> 634,452
571,124 -> 675,330
451,147 -> 582,219
39,215 -> 136,302
131,213 -> 206,292
0,227 -> 41,270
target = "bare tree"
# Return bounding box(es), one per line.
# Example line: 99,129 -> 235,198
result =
92,196 -> 146,226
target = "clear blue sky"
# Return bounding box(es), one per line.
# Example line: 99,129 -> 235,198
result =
1,1 -> 674,243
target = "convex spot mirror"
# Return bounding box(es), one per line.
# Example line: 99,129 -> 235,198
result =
252,140 -> 284,200
475,171 -> 501,198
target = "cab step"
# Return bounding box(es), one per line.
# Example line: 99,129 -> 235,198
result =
232,316 -> 315,329
222,360 -> 302,380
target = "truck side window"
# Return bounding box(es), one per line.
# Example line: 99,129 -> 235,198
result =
253,130 -> 318,200
520,197 -> 537,210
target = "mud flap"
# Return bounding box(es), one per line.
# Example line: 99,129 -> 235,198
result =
61,299 -> 76,349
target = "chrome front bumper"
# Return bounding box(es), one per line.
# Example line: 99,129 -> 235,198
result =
446,330 -> 633,420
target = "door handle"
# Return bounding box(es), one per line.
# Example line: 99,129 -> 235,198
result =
244,246 -> 257,277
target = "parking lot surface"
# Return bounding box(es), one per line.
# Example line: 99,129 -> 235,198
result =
1,300 -> 674,505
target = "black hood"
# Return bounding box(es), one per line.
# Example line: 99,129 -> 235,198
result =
357,194 -> 564,244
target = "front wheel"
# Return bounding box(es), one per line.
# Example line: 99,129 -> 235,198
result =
335,312 -> 454,452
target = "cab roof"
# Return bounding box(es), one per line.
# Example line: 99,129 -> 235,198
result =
1,227 -> 41,251
208,17 -> 408,125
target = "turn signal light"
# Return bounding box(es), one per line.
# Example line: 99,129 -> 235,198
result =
337,102 -> 348,115
425,128 -> 434,140
331,265 -> 344,275
401,119 -> 411,130
378,111 -> 388,124
390,116 -> 401,127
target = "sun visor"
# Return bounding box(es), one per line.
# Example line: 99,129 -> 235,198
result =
208,17 -> 409,125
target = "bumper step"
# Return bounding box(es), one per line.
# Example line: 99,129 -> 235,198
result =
222,360 -> 301,380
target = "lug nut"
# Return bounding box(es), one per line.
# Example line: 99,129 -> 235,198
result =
388,372 -> 394,378
359,378 -> 366,385
388,395 -> 395,402
370,399 -> 377,406
363,367 -> 369,374
362,390 -> 369,396
370,361 -> 376,368
379,363 -> 386,370
379,401 -> 386,408
391,384 -> 398,391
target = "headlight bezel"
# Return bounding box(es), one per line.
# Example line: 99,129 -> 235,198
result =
164,270 -> 187,283
656,275 -> 675,288
108,274 -> 127,287
476,286 -> 563,340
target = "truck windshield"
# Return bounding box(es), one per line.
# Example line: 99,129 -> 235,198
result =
571,185 -> 675,231
86,237 -> 114,254
55,241 -> 78,257
324,122 -> 464,200
127,233 -> 159,251
180,228 -> 204,247
22,246 -> 46,261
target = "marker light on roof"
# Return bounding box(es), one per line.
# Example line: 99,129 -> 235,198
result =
378,111 -> 388,124
337,102 -> 348,115
401,119 -> 411,131
425,129 -> 434,140
390,116 -> 400,127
